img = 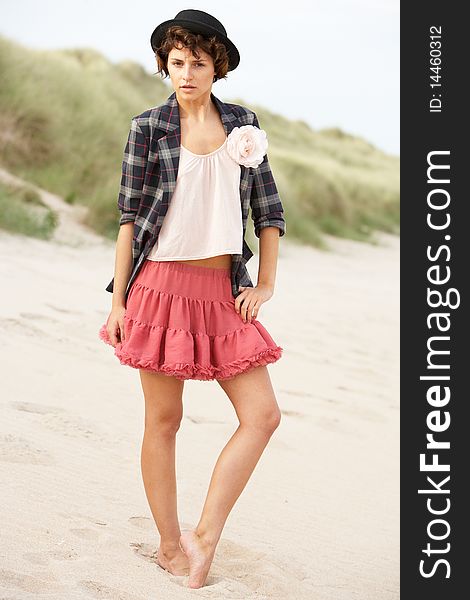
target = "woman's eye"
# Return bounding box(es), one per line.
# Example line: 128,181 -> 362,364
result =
172,63 -> 204,67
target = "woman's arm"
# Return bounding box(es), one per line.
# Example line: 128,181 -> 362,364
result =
257,226 -> 280,292
104,222 -> 134,345
111,222 -> 134,309
236,226 -> 281,321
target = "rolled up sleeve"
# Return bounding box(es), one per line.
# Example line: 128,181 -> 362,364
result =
250,113 -> 286,238
117,118 -> 148,226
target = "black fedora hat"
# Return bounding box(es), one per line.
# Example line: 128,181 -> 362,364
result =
150,9 -> 240,71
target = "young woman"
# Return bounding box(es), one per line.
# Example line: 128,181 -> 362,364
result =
99,9 -> 286,589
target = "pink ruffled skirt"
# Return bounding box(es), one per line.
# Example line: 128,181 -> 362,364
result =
98,259 -> 283,381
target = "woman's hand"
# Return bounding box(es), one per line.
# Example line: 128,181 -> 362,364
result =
234,284 -> 273,323
106,305 -> 127,347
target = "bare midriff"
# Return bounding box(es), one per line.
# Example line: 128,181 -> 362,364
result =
172,254 -> 232,269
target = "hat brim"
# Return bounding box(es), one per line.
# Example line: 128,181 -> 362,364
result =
150,19 -> 240,71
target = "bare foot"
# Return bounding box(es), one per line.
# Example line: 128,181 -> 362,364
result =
179,529 -> 217,589
155,545 -> 190,576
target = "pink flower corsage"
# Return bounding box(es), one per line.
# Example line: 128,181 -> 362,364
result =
226,125 -> 268,168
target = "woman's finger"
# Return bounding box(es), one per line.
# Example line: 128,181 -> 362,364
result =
109,326 -> 118,348
246,298 -> 257,322
243,297 -> 256,322
251,301 -> 260,320
239,297 -> 249,322
235,292 -> 246,315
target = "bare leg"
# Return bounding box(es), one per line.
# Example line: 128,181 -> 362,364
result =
179,365 -> 281,588
139,369 -> 189,576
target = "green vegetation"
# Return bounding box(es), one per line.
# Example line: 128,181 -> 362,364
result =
0,34 -> 399,246
0,180 -> 58,238
243,104 -> 400,246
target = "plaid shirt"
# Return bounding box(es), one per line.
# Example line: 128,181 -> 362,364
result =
105,91 -> 286,300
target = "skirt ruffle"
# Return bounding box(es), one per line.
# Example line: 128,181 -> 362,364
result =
98,260 -> 283,381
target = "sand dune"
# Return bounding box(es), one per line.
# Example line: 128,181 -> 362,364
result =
0,222 -> 399,599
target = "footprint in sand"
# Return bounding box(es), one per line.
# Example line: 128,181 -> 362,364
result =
10,401 -> 58,415
40,413 -> 97,439
0,317 -> 50,339
19,312 -> 58,322
282,389 -> 341,407
78,579 -> 145,600
281,388 -> 315,399
49,547 -> 80,561
0,568 -> 63,594
185,415 -> 227,425
57,512 -> 110,543
57,511 -> 108,524
280,409 -> 305,418
11,400 -> 100,440
129,542 -> 158,563
209,538 -> 311,597
45,303 -> 82,315
128,516 -> 154,530
0,434 -> 53,465
23,546 -> 80,564
69,528 -> 103,540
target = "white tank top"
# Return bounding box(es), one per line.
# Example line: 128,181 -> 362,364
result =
147,138 -> 243,261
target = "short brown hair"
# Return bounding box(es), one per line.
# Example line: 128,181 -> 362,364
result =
154,26 -> 230,82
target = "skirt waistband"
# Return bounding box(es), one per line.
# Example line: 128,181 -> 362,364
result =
131,259 -> 234,302
144,259 -> 231,278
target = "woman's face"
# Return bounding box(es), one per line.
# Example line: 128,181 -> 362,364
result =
167,45 -> 216,99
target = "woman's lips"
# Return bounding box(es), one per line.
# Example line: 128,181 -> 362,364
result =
181,86 -> 195,89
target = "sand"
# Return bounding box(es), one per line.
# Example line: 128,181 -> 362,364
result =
0,178 -> 399,599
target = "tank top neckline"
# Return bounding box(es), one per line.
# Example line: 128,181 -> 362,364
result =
180,137 -> 227,158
